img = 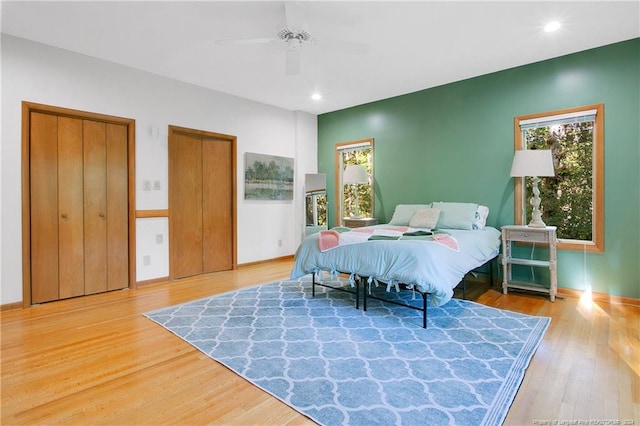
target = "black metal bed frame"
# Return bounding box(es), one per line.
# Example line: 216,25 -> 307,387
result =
312,273 -> 361,308
311,256 -> 496,328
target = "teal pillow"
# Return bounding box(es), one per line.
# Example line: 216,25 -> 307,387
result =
432,202 -> 479,230
388,204 -> 432,225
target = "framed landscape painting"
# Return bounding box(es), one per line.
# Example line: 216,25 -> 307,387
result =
244,152 -> 294,200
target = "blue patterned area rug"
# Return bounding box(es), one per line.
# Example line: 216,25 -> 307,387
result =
145,277 -> 550,426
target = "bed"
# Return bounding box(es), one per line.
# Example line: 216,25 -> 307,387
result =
290,202 -> 502,327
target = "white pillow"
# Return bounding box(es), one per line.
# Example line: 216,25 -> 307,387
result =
432,202 -> 478,230
409,208 -> 441,229
388,204 -> 432,225
473,205 -> 490,230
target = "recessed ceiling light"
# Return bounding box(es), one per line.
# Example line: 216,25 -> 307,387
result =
311,93 -> 322,101
544,21 -> 561,32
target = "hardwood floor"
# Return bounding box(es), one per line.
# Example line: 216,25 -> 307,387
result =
2,258 -> 638,425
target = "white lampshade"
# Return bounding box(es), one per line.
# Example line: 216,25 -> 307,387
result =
305,173 -> 326,193
510,150 -> 555,177
343,164 -> 368,184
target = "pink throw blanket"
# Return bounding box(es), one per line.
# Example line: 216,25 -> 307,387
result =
318,226 -> 459,252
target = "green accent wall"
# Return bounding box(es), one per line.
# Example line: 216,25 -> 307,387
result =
318,38 -> 640,299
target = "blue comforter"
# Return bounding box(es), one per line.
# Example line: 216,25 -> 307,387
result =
290,226 -> 502,306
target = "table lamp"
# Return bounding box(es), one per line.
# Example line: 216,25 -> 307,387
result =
510,149 -> 555,227
342,164 -> 368,218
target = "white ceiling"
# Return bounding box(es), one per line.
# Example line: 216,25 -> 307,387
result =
2,1 -> 639,115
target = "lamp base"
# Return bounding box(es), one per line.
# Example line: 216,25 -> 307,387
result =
527,219 -> 547,228
528,177 -> 547,228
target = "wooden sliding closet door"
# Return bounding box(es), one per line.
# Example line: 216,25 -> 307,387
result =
30,112 -> 64,303
105,123 -> 130,291
57,116 -> 85,299
169,126 -> 236,280
170,131 -> 204,278
202,136 -> 233,273
82,120 -> 129,295
83,119 -> 108,294
26,104 -> 133,305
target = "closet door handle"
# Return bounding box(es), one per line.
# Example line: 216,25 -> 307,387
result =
61,213 -> 68,220
99,212 -> 105,218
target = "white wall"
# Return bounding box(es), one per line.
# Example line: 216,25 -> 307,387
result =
1,35 -> 317,304
295,111 -> 319,242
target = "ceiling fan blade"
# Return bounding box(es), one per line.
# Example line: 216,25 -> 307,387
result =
313,38 -> 370,55
215,37 -> 274,46
284,1 -> 306,32
285,48 -> 300,75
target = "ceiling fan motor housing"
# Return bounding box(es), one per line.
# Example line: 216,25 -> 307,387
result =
278,28 -> 311,47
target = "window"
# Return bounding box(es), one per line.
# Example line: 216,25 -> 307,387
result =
514,104 -> 604,252
305,190 -> 327,226
305,175 -> 327,227
334,138 -> 374,224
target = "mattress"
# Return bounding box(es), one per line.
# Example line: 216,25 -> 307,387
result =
290,225 -> 502,306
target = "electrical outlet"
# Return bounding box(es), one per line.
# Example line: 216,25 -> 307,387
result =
156,234 -> 163,244
143,255 -> 151,266
153,180 -> 161,191
142,180 -> 151,191
278,239 -> 283,247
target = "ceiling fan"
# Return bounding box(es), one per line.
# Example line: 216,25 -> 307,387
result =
215,2 -> 368,75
